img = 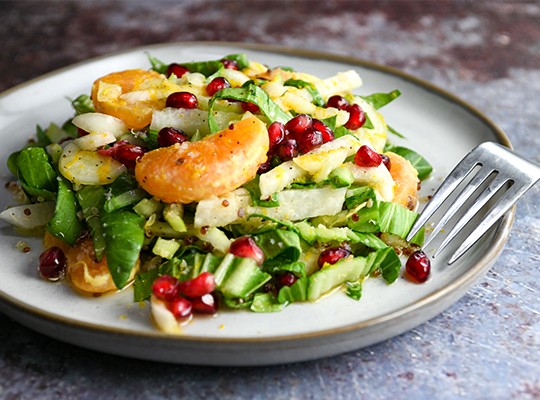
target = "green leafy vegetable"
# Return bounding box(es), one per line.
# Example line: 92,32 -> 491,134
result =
70,94 -> 95,115
384,144 -> 433,180
133,268 -> 159,302
208,85 -> 291,133
251,293 -> 283,313
361,90 -> 401,110
147,53 -> 169,74
103,173 -> 147,213
101,210 -> 145,289
47,177 -> 83,245
16,147 -> 58,200
378,201 -> 419,241
367,247 -> 402,284
254,229 -> 302,265
284,79 -> 325,107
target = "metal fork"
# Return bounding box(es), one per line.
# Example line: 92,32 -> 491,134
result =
406,142 -> 540,264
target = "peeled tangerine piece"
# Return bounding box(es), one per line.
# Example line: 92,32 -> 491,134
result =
135,116 -> 269,204
43,233 -> 138,295
91,69 -> 168,130
385,152 -> 419,210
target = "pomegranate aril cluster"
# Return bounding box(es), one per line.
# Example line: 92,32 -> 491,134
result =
152,272 -> 218,320
266,115 -> 335,163
325,95 -> 366,130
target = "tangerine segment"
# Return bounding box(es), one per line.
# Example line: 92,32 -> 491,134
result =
135,116 -> 269,204
386,152 -> 419,211
43,233 -> 138,295
91,69 -> 165,130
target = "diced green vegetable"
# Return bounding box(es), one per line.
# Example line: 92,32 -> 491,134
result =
76,185 -> 106,260
345,281 -> 363,300
278,277 -> 308,304
254,229 -> 302,265
307,256 -> 367,301
163,203 -> 187,232
152,237 -> 181,259
214,254 -> 271,298
71,94 -> 95,115
251,293 -> 283,313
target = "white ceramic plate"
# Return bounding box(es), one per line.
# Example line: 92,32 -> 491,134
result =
0,42 -> 513,366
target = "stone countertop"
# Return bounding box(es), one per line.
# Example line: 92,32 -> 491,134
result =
0,1 -> 539,398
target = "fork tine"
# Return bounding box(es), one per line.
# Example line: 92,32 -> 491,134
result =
406,148 -> 481,242
433,173 -> 510,258
448,180 -> 536,264
422,166 -> 494,248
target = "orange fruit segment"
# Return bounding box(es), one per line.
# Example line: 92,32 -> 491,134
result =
91,69 -> 166,130
386,152 -> 419,210
135,116 -> 269,203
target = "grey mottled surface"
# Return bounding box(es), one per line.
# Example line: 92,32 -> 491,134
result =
0,1 -> 539,399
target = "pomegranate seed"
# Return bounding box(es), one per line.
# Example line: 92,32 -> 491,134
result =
318,246 -> 351,268
406,250 -> 431,283
381,154 -> 391,170
241,101 -> 260,113
276,138 -> 299,161
344,104 -> 366,130
312,119 -> 334,143
277,272 -> 298,288
77,127 -> 89,137
229,236 -> 265,265
285,114 -> 312,138
221,58 -> 239,70
268,121 -> 285,149
115,143 -> 145,169
152,275 -> 180,301
166,92 -> 198,109
326,95 -> 350,110
166,63 -> 189,78
191,293 -> 218,314
262,282 -> 278,297
206,77 -> 231,96
168,297 -> 193,319
98,140 -> 145,170
296,127 -> 323,154
354,145 -> 383,168
157,127 -> 188,147
257,160 -> 272,174
178,272 -> 216,298
38,247 -> 67,281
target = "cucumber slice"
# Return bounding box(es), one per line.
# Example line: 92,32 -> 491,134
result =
307,257 -> 366,301
215,254 -> 271,298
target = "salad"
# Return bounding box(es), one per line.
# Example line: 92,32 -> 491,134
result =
2,53 -> 433,333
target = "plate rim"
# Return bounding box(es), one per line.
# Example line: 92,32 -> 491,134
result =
0,41 -> 515,346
